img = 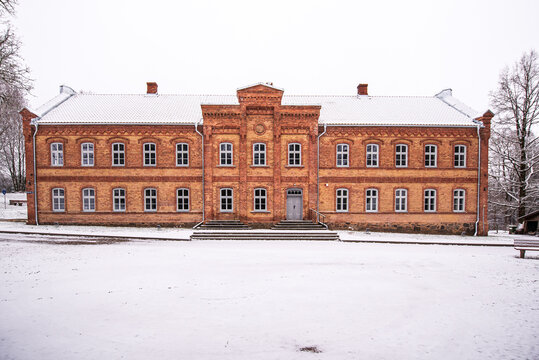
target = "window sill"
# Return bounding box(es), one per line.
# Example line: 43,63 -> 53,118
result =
81,165 -> 94,167
112,164 -> 125,167
285,165 -> 304,168
251,210 -> 271,213
336,211 -> 349,213
143,165 -> 157,167
251,165 -> 269,168
176,165 -> 189,167
218,165 -> 236,168
220,211 -> 233,213
177,210 -> 190,213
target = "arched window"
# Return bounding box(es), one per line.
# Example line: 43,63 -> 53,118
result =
253,143 -> 266,166
336,188 -> 349,212
366,144 -> 379,167
50,143 -> 64,166
220,188 -> 233,212
82,188 -> 95,212
220,143 -> 233,166
395,144 -> 408,168
395,188 -> 407,212
424,189 -> 436,212
453,189 -> 465,212
253,188 -> 267,211
52,188 -> 65,212
288,143 -> 301,166
336,144 -> 349,167
176,143 -> 189,166
177,188 -> 189,211
425,145 -> 437,168
143,142 -> 156,166
144,188 -> 157,212
454,145 -> 466,168
81,143 -> 94,166
366,188 -> 378,212
113,188 -> 126,212
112,143 -> 125,166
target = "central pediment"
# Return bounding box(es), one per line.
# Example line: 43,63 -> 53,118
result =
236,82 -> 284,105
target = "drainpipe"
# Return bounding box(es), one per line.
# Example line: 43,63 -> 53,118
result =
317,123 -> 327,222
194,119 -> 204,228
32,122 -> 39,225
474,123 -> 481,236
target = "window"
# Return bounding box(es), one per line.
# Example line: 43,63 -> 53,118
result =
220,188 -> 233,212
144,188 -> 157,212
424,189 -> 436,212
336,188 -> 349,212
253,188 -> 267,211
425,145 -> 437,167
454,145 -> 466,168
288,143 -> 301,166
143,143 -> 156,166
112,143 -> 125,166
51,142 -> 63,166
81,143 -> 94,166
113,188 -> 126,212
253,143 -> 266,166
52,188 -> 65,212
395,144 -> 408,168
453,189 -> 465,212
336,144 -> 349,167
176,143 -> 189,166
395,189 -> 407,212
366,144 -> 379,167
177,188 -> 189,212
366,188 -> 378,212
220,143 -> 233,166
82,188 -> 95,212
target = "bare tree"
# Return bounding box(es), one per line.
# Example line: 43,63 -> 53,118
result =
0,0 -> 17,16
489,50 -> 539,223
0,84 -> 25,191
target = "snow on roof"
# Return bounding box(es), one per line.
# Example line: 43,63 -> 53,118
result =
34,87 -> 480,127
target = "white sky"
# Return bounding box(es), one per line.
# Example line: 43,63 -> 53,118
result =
12,0 -> 539,113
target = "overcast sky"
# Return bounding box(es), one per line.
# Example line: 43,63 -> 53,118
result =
12,0 -> 539,113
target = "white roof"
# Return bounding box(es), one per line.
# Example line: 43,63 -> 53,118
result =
32,87 -> 481,127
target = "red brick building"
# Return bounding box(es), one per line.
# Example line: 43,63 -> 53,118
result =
20,82 -> 492,234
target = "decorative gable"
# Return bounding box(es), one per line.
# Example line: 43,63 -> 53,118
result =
236,83 -> 284,105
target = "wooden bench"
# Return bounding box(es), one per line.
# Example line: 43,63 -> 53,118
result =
514,239 -> 539,258
9,199 -> 27,206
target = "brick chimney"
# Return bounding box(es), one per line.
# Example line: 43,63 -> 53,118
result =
146,82 -> 158,94
357,83 -> 368,96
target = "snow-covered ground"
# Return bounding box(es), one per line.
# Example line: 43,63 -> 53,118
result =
0,192 -> 27,220
0,237 -> 537,359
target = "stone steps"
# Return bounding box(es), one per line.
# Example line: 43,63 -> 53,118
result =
271,220 -> 327,230
196,220 -> 251,230
190,231 -> 340,241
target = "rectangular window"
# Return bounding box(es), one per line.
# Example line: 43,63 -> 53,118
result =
288,143 -> 301,166
454,145 -> 466,168
424,189 -> 436,212
113,188 -> 126,212
395,144 -> 408,168
336,144 -> 349,167
51,143 -> 64,166
143,143 -> 156,166
177,188 -> 189,212
254,188 -> 267,211
336,188 -> 349,212
220,188 -> 233,212
144,188 -> 157,212
176,143 -> 189,166
395,188 -> 407,212
453,189 -> 465,212
366,188 -> 378,212
112,143 -> 125,166
81,143 -> 94,166
220,143 -> 233,166
425,145 -> 437,168
52,188 -> 65,212
82,188 -> 95,212
366,144 -> 379,167
253,143 -> 266,166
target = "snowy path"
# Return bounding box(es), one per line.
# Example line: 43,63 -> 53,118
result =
0,238 -> 538,359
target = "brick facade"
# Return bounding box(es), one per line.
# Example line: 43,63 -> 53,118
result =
20,83 -> 492,235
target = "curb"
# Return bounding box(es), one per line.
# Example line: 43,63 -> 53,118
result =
0,230 -> 191,242
341,239 -> 513,247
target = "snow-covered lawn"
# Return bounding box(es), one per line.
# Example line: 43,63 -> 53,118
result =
0,192 -> 27,220
0,238 -> 537,359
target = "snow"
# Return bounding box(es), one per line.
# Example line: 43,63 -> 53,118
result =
0,192 -> 27,221
0,236 -> 538,359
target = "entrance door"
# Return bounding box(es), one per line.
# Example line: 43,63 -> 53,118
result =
286,189 -> 303,220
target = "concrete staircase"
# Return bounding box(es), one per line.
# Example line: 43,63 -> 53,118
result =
271,220 -> 327,230
196,220 -> 251,230
190,231 -> 340,241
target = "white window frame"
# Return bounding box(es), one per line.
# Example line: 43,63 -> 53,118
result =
366,144 -> 379,167
176,143 -> 189,167
336,188 -> 349,212
395,144 -> 408,168
143,142 -> 156,166
220,188 -> 233,212
82,188 -> 95,212
177,188 -> 189,212
336,144 -> 349,167
50,142 -> 64,166
52,188 -> 65,212
453,189 -> 466,212
252,143 -> 266,166
253,188 -> 267,212
112,142 -> 125,166
425,145 -> 437,168
454,145 -> 466,168
424,189 -> 437,212
144,188 -> 157,212
220,142 -> 233,166
113,188 -> 126,212
288,143 -> 301,166
81,142 -> 94,167
366,188 -> 378,212
395,188 -> 408,212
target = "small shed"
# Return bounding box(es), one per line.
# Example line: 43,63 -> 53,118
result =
518,210 -> 539,234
